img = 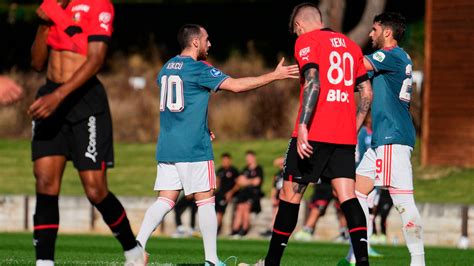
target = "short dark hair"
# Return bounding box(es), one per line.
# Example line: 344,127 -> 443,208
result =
221,153 -> 232,158
289,2 -> 322,33
246,150 -> 256,156
177,24 -> 203,50
373,12 -> 406,42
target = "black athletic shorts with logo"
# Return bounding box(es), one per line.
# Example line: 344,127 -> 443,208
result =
283,138 -> 355,184
31,77 -> 114,171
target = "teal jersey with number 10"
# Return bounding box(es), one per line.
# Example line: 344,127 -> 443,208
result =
156,55 -> 229,162
365,46 -> 416,148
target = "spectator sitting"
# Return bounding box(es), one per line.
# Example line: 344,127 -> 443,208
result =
230,150 -> 264,238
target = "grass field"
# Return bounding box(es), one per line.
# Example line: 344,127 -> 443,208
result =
0,233 -> 472,265
0,138 -> 473,204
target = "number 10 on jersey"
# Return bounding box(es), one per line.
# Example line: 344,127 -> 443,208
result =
160,75 -> 184,112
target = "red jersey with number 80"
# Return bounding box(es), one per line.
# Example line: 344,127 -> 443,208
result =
292,28 -> 368,145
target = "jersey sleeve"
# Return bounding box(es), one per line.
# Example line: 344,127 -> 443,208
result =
197,65 -> 229,92
365,50 -> 398,73
294,35 -> 320,75
355,50 -> 369,85
87,0 -> 114,43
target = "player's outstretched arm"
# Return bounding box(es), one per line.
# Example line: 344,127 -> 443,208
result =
355,80 -> 373,132
0,76 -> 23,106
219,57 -> 299,93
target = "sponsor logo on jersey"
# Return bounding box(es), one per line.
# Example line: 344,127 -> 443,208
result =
73,12 -> 81,22
71,4 -> 90,12
99,12 -> 112,32
299,46 -> 310,61
167,62 -> 183,70
210,68 -> 222,77
85,116 -> 98,163
373,51 -> 385,62
326,89 -> 349,103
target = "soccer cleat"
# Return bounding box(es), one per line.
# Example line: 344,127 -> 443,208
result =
171,225 -> 188,238
205,256 -> 238,266
457,236 -> 470,250
124,242 -> 149,266
368,247 -> 384,258
294,229 -> 312,241
370,234 -> 387,245
333,234 -> 350,243
336,258 -> 355,266
237,259 -> 265,266
260,230 -> 272,238
36,260 -> 54,266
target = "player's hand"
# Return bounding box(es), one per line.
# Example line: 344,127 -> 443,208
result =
273,57 -> 300,80
297,124 -> 313,159
225,192 -> 233,203
0,76 -> 23,106
36,7 -> 51,22
271,197 -> 279,207
28,91 -> 64,119
251,178 -> 261,186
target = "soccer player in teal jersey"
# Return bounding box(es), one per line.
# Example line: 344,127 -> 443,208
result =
341,13 -> 425,266
135,24 -> 299,266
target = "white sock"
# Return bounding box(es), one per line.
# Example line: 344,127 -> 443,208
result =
346,191 -> 370,263
197,197 -> 218,264
136,197 -> 174,249
390,190 -> 425,266
36,260 -> 54,266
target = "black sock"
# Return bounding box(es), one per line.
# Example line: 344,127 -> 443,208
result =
94,192 -> 136,251
33,193 -> 59,260
340,198 -> 369,266
265,200 -> 300,266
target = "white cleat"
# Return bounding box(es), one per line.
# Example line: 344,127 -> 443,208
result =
457,236 -> 470,250
238,259 -> 265,266
124,243 -> 149,266
36,260 -> 54,266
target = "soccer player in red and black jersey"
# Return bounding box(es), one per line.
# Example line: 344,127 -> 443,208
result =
260,3 -> 373,266
30,0 -> 145,265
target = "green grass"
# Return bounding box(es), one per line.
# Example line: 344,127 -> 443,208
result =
0,138 -> 473,204
0,233 -> 472,265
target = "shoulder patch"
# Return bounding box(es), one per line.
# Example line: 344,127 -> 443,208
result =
210,68 -> 222,77
372,51 -> 385,63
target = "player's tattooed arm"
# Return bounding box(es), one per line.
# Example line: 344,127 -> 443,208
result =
292,182 -> 307,195
297,67 -> 319,159
299,68 -> 320,125
355,80 -> 373,132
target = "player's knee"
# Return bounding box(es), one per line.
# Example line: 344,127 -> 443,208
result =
85,186 -> 108,204
279,186 -> 302,204
34,171 -> 60,193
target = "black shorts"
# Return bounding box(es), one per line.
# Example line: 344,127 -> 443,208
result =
215,191 -> 228,213
309,183 -> 334,215
235,187 -> 262,214
31,78 -> 114,171
283,138 -> 356,184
